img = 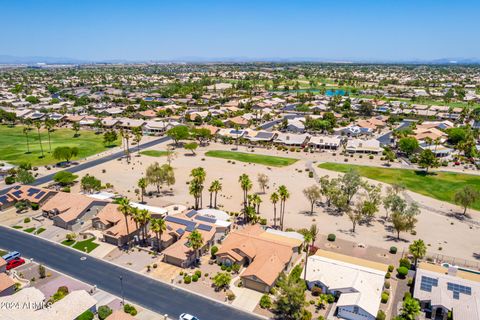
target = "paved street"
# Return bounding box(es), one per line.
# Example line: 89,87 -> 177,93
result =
0,226 -> 263,320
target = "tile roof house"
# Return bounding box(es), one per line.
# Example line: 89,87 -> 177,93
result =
305,250 -> 388,320
0,258 -> 6,273
346,138 -> 383,154
42,192 -> 108,231
92,203 -> 140,247
6,185 -> 55,208
308,135 -> 342,150
413,263 -> 480,320
0,273 -> 15,297
216,225 -> 302,292
274,132 -> 310,146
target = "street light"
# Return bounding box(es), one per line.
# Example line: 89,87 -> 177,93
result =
119,275 -> 125,305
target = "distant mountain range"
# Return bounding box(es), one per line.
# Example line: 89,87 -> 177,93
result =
1,54 -> 479,65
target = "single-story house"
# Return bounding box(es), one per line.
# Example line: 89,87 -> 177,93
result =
216,225 -> 302,292
414,262 -> 480,320
0,258 -> 6,273
42,192 -> 108,230
0,273 -> 15,297
274,132 -> 310,147
305,250 -> 388,320
245,130 -> 277,142
346,138 -> 382,154
308,135 -> 342,150
6,185 -> 55,208
92,203 -> 140,247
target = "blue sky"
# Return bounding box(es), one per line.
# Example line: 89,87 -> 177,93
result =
1,0 -> 479,61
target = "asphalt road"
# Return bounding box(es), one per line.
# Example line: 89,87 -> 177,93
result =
0,135 -> 171,195
0,226 -> 263,320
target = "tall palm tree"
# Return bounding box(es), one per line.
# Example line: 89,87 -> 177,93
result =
189,179 -> 203,210
132,126 -> 143,154
117,198 -> 132,248
409,239 -> 427,268
23,126 -> 31,154
303,232 -> 313,281
34,121 -> 44,158
139,209 -> 151,244
278,185 -> 290,231
130,206 -> 141,244
309,224 -> 318,247
190,167 -> 206,207
209,180 -> 222,208
187,230 -> 204,265
270,192 -> 279,229
238,174 -> 252,216
150,218 -> 166,252
137,177 -> 148,203
44,119 -> 55,153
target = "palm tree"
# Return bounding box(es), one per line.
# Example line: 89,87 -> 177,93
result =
117,198 -> 132,248
23,126 -> 31,154
278,185 -> 290,230
44,119 -> 55,153
34,121 -> 44,158
130,206 -> 141,243
137,178 -> 148,203
72,122 -> 80,137
132,126 -> 143,154
210,180 -> 222,208
190,167 -> 206,207
189,179 -> 203,210
187,230 -> 204,265
303,232 -> 313,281
270,192 -> 279,229
150,218 -> 166,252
138,209 -> 151,244
249,194 -> 262,214
244,206 -> 258,224
309,224 -> 318,247
409,239 -> 427,268
238,174 -> 252,216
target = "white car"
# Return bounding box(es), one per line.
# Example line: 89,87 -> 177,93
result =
179,313 -> 200,320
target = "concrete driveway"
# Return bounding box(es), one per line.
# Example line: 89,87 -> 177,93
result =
230,279 -> 263,312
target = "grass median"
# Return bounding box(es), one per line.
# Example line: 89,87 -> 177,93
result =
205,150 -> 298,167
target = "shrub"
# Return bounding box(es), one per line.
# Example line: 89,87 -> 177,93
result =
123,304 -> 137,316
210,246 -> 218,258
326,294 -> 335,303
399,258 -> 411,269
194,270 -> 202,278
269,287 -> 276,295
389,246 -> 397,254
30,203 -> 39,210
192,274 -> 199,282
381,292 -> 389,303
24,217 -> 31,224
308,171 -> 314,178
327,234 -> 336,242
227,292 -> 235,301
376,310 -> 386,320
388,265 -> 394,272
5,176 -> 15,185
369,155 -> 374,159
260,218 -> 267,225
311,286 -> 322,296
384,280 -> 390,289
397,266 -> 409,278
98,305 -> 113,320
77,310 -> 94,320
62,186 -> 71,193
183,275 -> 192,284
403,291 -> 412,300
385,272 -> 391,279
259,294 -> 272,309
407,278 -> 413,286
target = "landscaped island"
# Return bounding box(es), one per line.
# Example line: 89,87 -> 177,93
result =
205,150 -> 298,167
0,125 -> 119,166
319,162 -> 480,210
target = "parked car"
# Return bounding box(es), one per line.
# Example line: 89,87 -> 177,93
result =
2,251 -> 20,262
179,314 -> 200,320
6,258 -> 25,270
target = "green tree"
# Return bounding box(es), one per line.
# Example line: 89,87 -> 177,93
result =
53,171 -> 78,186
278,185 -> 290,230
103,130 -> 118,146
417,149 -> 439,173
34,121 -> 44,158
80,174 -> 101,193
397,297 -> 421,320
97,305 -> 113,320
52,146 -> 79,163
16,169 -> 34,184
117,198 -> 132,247
23,126 -> 31,154
391,202 -> 420,240
270,192 -> 280,228
454,185 -> 480,215
187,230 -> 204,264
150,218 -> 166,251
166,125 -> 190,146
398,137 -> 419,156
72,122 -> 80,137
303,185 -> 321,215
208,180 -> 222,208
257,173 -> 269,194
44,119 -> 56,152
132,126 -> 143,154
137,177 -> 148,203
409,239 -> 427,268
184,142 -> 198,155
213,272 -> 231,291
274,268 -> 308,320
340,169 -> 363,205
239,173 -> 252,216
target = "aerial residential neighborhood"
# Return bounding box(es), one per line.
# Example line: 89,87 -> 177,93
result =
1,1 -> 480,320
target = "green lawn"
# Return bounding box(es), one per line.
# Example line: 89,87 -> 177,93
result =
34,228 -> 46,235
72,238 -> 99,253
139,150 -> 169,157
318,162 -> 480,210
23,227 -> 36,233
205,150 -> 298,167
0,125 -> 120,166
61,239 -> 75,246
